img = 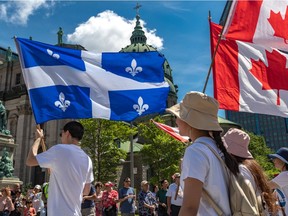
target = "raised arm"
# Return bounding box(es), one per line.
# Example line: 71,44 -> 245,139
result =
26,128 -> 43,166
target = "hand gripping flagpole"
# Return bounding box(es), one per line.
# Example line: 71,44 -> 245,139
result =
202,10 -> 230,94
36,125 -> 47,152
36,124 -> 50,175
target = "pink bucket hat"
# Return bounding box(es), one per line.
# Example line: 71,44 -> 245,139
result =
166,91 -> 223,132
223,128 -> 253,159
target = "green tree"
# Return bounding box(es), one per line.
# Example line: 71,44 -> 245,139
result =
80,119 -> 136,182
138,117 -> 185,185
247,131 -> 278,179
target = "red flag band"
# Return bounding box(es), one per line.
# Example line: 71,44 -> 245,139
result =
151,120 -> 189,143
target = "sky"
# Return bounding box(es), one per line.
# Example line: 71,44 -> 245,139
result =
0,0 -> 227,116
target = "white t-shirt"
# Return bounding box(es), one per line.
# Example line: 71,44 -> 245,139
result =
272,171 -> 288,214
36,144 -> 94,216
166,182 -> 183,206
181,137 -> 231,216
239,164 -> 257,192
32,192 -> 44,213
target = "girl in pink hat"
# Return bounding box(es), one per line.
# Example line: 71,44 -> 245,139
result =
223,128 -> 276,215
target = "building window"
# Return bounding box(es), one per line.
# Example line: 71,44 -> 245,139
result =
15,73 -> 21,85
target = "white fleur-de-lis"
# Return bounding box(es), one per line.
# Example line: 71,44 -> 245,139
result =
125,59 -> 142,76
54,92 -> 70,112
133,97 -> 149,116
47,49 -> 60,59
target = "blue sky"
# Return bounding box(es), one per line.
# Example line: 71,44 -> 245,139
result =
0,0 -> 227,116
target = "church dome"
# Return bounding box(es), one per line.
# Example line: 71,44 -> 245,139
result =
119,12 -> 177,98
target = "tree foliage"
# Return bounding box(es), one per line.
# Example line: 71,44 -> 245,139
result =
138,116 -> 185,185
247,131 -> 278,179
80,119 -> 136,183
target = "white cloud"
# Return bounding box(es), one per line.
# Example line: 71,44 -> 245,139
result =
67,10 -> 163,52
0,0 -> 54,25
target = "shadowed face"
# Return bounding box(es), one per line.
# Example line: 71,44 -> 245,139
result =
176,118 -> 190,137
273,158 -> 286,171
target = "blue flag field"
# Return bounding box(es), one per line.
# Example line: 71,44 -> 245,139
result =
15,38 -> 170,124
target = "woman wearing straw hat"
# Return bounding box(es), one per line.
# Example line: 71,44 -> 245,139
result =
268,147 -> 288,215
166,91 -> 239,216
223,128 -> 276,215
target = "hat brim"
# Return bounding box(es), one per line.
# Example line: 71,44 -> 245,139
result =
166,102 -> 223,132
166,103 -> 180,119
268,154 -> 288,164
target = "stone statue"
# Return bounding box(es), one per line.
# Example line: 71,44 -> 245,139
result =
0,101 -> 7,133
5,47 -> 12,62
57,27 -> 63,45
0,147 -> 14,178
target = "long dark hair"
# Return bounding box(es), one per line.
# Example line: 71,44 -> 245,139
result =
212,131 -> 239,175
233,157 -> 277,214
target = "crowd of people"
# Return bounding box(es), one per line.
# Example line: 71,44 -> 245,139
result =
0,183 -> 48,216
20,92 -> 288,216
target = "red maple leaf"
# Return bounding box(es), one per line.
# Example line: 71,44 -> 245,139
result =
268,6 -> 288,44
250,50 -> 288,105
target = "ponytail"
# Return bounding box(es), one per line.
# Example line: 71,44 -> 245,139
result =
212,131 -> 239,176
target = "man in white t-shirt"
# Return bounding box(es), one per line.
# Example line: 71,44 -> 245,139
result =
26,121 -> 94,216
166,173 -> 183,216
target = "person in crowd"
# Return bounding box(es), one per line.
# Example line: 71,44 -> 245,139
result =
166,173 -> 183,216
26,121 -> 94,216
102,181 -> 118,216
152,185 -> 159,200
156,179 -> 169,216
81,184 -> 96,216
10,184 -> 21,204
138,180 -> 157,216
23,199 -> 36,216
12,189 -> 24,216
224,128 -> 277,215
32,185 -> 45,216
166,91 -> 239,215
95,182 -> 103,216
118,177 -> 136,216
10,184 -> 21,216
268,147 -> 288,215
0,187 -> 14,216
41,182 -> 49,216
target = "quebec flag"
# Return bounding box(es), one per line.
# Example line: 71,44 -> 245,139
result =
15,38 -> 170,124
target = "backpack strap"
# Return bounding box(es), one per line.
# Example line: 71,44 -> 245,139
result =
202,189 -> 225,216
198,142 -> 229,216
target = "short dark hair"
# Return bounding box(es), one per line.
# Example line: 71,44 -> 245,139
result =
123,177 -> 130,182
95,182 -> 103,188
63,121 -> 84,141
160,179 -> 168,185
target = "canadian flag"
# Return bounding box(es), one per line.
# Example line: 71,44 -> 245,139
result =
222,0 -> 288,51
151,120 -> 189,143
211,22 -> 288,117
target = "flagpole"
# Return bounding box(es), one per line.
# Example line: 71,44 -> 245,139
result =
130,122 -> 134,188
202,10 -> 229,94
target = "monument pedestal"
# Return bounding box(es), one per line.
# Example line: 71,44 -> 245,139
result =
0,133 -> 22,188
0,177 -> 22,188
